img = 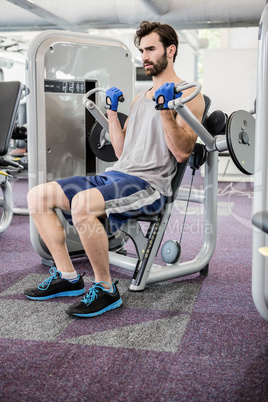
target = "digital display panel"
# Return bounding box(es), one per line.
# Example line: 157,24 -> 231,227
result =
44,80 -> 85,94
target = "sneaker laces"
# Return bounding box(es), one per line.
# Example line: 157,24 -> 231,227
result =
81,281 -> 112,306
38,267 -> 60,290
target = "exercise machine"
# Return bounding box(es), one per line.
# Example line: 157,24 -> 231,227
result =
84,82 -> 255,291
26,31 -> 256,294
251,3 -> 268,322
0,81 -> 25,234
26,30 -> 134,259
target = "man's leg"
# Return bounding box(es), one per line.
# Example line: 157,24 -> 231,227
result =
65,187 -> 122,318
27,181 -> 75,273
71,188 -> 112,288
25,181 -> 86,300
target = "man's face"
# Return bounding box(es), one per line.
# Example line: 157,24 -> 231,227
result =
139,32 -> 168,77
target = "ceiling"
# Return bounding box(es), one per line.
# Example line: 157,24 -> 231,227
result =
0,0 -> 266,32
0,0 -> 265,64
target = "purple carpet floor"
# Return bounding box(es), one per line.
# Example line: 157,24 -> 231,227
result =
0,172 -> 268,401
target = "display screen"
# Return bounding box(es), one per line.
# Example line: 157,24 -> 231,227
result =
44,80 -> 85,94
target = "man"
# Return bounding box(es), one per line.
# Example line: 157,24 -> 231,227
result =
24,21 -> 205,318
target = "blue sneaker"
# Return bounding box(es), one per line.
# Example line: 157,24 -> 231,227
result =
24,267 -> 85,300
66,281 -> 122,318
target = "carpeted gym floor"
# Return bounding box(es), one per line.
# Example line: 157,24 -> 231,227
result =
0,171 -> 267,401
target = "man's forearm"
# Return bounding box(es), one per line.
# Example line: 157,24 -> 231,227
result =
160,110 -> 196,163
107,110 -> 125,159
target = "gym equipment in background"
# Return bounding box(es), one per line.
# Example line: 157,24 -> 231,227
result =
251,2 -> 268,322
0,81 -> 25,234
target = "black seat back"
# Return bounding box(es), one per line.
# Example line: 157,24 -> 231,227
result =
202,94 -> 211,126
0,81 -> 24,156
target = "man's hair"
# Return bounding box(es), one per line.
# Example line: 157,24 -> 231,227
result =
134,21 -> 179,62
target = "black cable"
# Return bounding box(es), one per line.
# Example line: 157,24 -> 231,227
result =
179,169 -> 196,244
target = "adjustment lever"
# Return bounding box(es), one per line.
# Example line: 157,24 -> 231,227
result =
0,156 -> 24,170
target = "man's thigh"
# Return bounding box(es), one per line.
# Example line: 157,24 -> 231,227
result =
72,188 -> 106,218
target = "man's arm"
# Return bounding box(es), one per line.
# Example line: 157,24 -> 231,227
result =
106,110 -> 128,159
106,89 -> 140,159
157,87 -> 205,163
105,86 -> 127,159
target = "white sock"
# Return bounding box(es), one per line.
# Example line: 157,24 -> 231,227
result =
61,271 -> 79,282
107,283 -> 115,293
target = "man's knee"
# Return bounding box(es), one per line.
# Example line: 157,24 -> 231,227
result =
27,184 -> 46,214
71,193 -> 93,227
27,181 -> 67,215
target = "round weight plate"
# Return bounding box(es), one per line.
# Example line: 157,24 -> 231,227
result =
89,112 -> 128,162
90,123 -> 117,162
226,110 -> 255,175
206,110 -> 227,135
161,240 -> 181,264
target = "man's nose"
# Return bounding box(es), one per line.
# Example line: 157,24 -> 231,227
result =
142,50 -> 149,61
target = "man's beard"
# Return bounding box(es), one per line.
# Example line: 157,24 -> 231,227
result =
144,49 -> 168,77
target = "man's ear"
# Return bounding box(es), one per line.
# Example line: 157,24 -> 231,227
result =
168,44 -> 176,59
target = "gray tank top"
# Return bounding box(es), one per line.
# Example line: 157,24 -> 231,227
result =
106,89 -> 177,196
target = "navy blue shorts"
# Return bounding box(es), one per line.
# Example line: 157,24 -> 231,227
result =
56,171 -> 166,234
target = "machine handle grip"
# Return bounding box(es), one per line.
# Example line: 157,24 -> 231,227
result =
83,87 -> 124,106
152,81 -> 202,108
171,81 -> 202,107
82,87 -> 106,106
